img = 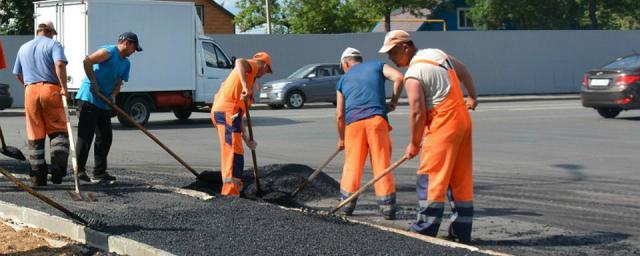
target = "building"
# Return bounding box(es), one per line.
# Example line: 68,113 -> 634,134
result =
372,0 -> 473,32
171,0 -> 235,34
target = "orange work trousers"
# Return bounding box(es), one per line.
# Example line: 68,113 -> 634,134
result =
211,98 -> 244,196
24,83 -> 67,140
340,115 -> 396,207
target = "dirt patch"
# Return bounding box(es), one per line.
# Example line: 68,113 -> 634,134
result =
185,163 -> 340,206
0,220 -> 79,255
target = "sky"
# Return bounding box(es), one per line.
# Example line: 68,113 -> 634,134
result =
214,0 -> 240,15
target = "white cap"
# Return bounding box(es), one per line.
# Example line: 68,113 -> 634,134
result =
340,47 -> 361,61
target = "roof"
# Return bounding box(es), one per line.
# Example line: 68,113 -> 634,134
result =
208,0 -> 235,18
372,8 -> 432,32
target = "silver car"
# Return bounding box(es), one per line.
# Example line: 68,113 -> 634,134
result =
259,63 -> 343,109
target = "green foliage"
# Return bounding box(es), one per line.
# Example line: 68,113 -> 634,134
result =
466,0 -> 640,30
234,0 -> 289,33
0,0 -> 34,35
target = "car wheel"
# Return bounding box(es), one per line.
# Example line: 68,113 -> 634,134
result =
285,90 -> 305,109
268,104 -> 285,110
118,96 -> 151,127
596,107 -> 622,119
173,109 -> 192,121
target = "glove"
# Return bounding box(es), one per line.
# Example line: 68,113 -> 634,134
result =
90,82 -> 99,94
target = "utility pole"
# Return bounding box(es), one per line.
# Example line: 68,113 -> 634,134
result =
265,0 -> 272,34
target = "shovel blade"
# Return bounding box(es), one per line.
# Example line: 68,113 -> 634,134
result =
1,146 -> 26,161
67,191 -> 83,201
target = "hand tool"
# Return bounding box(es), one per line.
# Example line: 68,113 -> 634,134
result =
291,148 -> 342,198
244,98 -> 261,197
61,94 -> 94,202
0,126 -> 26,161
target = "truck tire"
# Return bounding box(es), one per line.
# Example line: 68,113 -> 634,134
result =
285,90 -> 305,109
596,107 -> 621,119
118,96 -> 151,127
173,109 -> 192,120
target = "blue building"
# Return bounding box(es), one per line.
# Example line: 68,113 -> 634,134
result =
372,0 -> 474,32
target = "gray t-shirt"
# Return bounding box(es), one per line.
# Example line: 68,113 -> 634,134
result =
404,48 -> 451,110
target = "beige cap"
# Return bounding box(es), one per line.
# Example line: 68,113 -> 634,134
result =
340,47 -> 361,61
38,21 -> 57,35
378,30 -> 411,53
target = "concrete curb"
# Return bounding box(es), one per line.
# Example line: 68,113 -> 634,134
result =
0,200 -> 175,256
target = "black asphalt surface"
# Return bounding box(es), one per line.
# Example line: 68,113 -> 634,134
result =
0,160 -> 483,256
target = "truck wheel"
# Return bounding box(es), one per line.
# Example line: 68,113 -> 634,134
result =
596,107 -> 622,119
173,109 -> 192,120
268,104 -> 284,110
118,96 -> 151,127
285,90 -> 305,109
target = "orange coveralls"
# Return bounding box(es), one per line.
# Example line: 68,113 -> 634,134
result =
211,60 -> 259,196
409,55 -> 474,241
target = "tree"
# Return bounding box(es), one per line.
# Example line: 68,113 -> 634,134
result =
466,0 -> 640,30
0,0 -> 34,35
285,0 -> 374,33
354,0 -> 443,32
234,0 -> 289,33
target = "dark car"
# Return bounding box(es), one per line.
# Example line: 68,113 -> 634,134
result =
259,63 -> 343,109
581,55 -> 640,118
0,83 -> 12,110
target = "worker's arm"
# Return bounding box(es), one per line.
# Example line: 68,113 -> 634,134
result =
16,75 -> 24,85
404,78 -> 427,160
336,91 -> 346,150
54,60 -> 68,96
234,58 -> 251,99
449,55 -> 478,110
241,120 -> 257,150
382,64 -> 405,112
111,79 -> 123,102
83,49 -> 110,93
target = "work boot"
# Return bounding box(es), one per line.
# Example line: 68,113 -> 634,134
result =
50,169 -> 66,184
447,225 -> 471,244
29,176 -> 47,188
93,172 -> 116,182
380,206 -> 397,220
339,199 -> 357,217
77,171 -> 91,182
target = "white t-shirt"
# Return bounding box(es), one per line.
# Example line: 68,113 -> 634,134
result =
404,48 -> 452,109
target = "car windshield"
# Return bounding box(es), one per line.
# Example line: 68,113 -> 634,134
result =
288,65 -> 316,79
602,55 -> 640,71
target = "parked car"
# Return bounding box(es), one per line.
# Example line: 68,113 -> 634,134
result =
581,54 -> 640,118
0,83 -> 12,110
259,63 -> 343,109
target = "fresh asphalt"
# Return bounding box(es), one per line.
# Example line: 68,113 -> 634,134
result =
0,97 -> 639,255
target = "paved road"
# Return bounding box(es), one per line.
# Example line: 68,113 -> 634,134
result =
1,99 -> 639,255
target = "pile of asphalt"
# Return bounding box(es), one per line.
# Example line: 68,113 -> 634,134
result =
0,162 -> 484,255
187,164 -> 341,206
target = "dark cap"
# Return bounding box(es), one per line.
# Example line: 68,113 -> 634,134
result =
118,32 -> 143,52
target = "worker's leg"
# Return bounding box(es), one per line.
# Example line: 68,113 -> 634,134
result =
447,118 -> 473,243
93,107 -> 113,179
411,111 -> 464,237
24,85 -> 47,186
42,84 -> 69,183
339,120 -> 368,214
366,116 -> 396,219
75,101 -> 98,179
213,108 -> 244,196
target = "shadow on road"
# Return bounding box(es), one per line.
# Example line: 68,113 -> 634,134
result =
475,207 -> 543,217
618,116 -> 640,121
113,116 -> 308,130
0,112 -> 24,117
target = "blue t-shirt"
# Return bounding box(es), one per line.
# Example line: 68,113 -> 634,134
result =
76,45 -> 130,109
13,36 -> 67,84
337,61 -> 387,125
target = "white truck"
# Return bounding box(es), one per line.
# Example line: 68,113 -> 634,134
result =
34,0 -> 234,126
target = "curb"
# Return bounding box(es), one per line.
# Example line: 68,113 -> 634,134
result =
0,200 -> 175,256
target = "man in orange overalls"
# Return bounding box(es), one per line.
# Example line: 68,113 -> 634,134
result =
211,52 -> 272,196
380,30 -> 478,243
336,47 -> 404,219
12,21 -> 70,187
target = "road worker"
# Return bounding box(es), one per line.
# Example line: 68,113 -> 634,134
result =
12,21 -> 69,187
75,32 -> 142,182
336,47 -> 404,219
211,52 -> 272,196
380,30 -> 478,243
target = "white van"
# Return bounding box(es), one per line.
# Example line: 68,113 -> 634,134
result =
34,0 -> 233,126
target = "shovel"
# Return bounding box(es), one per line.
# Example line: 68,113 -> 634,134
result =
331,156 -> 408,214
92,91 -> 201,178
61,94 -> 93,202
0,167 -> 106,230
291,148 -> 342,198
244,98 -> 261,196
0,126 -> 26,161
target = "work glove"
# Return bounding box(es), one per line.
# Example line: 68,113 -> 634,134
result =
89,82 -> 100,94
